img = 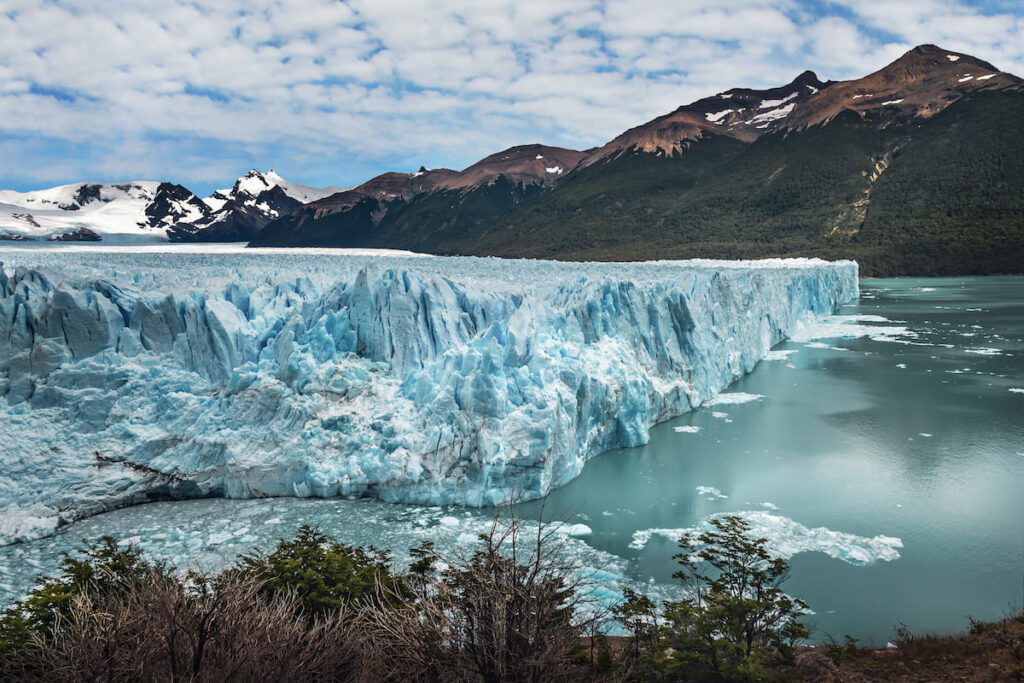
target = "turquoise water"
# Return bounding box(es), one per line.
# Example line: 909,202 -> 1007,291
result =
514,276 -> 1024,643
2,276 -> 1021,643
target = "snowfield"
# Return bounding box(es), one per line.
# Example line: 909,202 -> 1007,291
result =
0,250 -> 857,545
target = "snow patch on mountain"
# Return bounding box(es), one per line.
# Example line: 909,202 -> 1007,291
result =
758,92 -> 798,109
750,103 -> 797,127
705,109 -> 734,123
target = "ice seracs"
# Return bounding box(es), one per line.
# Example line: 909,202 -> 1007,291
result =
0,251 -> 857,545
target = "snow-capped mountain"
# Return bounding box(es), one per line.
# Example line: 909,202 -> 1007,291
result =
166,170 -> 346,242
0,170 -> 342,243
0,182 -> 165,243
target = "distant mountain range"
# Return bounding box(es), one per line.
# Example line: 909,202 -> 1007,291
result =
3,45 -> 1022,275
0,170 -> 344,244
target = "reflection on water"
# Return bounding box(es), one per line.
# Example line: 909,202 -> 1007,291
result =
2,277 -> 1022,643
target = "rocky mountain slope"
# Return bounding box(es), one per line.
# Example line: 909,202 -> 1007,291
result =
251,144 -> 586,246
252,45 -> 1024,276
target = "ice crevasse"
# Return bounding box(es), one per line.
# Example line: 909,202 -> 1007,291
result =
0,252 -> 858,545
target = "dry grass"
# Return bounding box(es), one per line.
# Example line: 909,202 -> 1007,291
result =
791,613 -> 1024,682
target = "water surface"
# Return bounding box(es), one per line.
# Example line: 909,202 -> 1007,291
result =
2,276 -> 1021,643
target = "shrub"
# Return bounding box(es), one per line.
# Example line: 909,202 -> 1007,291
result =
617,515 -> 809,681
0,536 -> 157,675
234,524 -> 409,614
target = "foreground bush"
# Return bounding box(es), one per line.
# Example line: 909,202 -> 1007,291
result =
8,512 -> 1008,681
0,537 -> 158,675
615,515 -> 808,682
365,516 -> 600,682
0,517 -> 618,682
235,525 -> 410,614
33,573 -> 364,681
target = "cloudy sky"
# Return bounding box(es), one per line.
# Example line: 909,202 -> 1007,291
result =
2,0 -> 1021,195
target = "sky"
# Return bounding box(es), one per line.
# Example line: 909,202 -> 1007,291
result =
1,0 -> 1022,196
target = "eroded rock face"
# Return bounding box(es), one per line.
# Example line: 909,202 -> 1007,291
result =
0,251 -> 858,545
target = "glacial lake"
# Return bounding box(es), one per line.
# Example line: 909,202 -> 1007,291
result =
2,275 -> 1021,644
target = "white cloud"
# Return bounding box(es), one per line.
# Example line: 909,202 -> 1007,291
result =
0,0 -> 1021,191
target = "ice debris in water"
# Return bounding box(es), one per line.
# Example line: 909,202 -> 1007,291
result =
0,251 -> 857,545
696,486 -> 728,500
706,392 -> 764,406
791,314 -> 917,344
0,497 -> 672,619
629,511 -> 903,566
674,425 -> 700,433
763,349 -> 798,361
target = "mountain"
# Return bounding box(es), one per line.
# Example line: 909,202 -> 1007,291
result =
249,144 -> 587,248
165,170 -> 347,242
1,181 -> 168,243
583,69 -> 829,164
252,45 -> 1024,276
0,170 -> 341,243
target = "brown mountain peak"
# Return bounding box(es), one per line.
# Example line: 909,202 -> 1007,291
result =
781,44 -> 1021,130
436,144 -> 587,191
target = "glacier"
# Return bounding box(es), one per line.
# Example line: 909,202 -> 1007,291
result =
0,249 -> 858,545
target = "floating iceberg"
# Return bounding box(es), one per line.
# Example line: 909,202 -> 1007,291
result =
0,251 -> 857,545
629,511 -> 903,566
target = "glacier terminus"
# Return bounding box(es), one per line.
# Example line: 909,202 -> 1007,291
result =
0,250 -> 857,545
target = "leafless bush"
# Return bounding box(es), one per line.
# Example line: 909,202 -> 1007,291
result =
38,570 -> 371,682
365,510 -> 619,683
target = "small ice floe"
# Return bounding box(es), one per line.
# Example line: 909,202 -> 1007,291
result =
263,517 -> 282,525
761,502 -> 778,510
1009,388 -> 1024,394
896,363 -> 907,369
706,392 -> 764,406
764,349 -> 798,361
602,511 -> 614,517
920,287 -> 936,292
711,411 -> 729,419
965,348 -> 1002,355
919,433 -> 932,437
696,486 -> 728,500
674,425 -> 700,433
554,523 -> 592,536
439,515 -> 460,527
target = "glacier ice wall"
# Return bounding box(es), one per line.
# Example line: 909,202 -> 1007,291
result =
0,250 -> 857,545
